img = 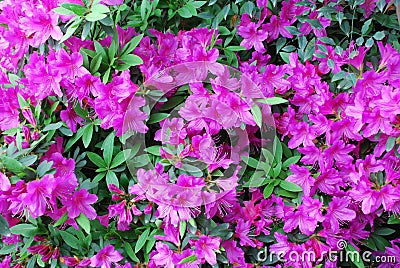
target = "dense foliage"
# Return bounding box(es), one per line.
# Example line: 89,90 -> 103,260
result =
0,0 -> 400,267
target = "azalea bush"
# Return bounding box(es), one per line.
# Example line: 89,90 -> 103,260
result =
1,0 -> 400,267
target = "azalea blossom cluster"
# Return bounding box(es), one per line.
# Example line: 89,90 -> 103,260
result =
0,0 -> 399,267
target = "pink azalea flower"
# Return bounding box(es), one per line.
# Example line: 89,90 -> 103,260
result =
64,189 -> 98,220
60,106 -> 84,133
286,164 -> 314,196
108,201 -> 132,231
288,122 -> 316,149
90,245 -> 123,268
22,174 -> 55,218
222,240 -> 246,266
264,15 -> 293,42
150,242 -> 175,268
324,197 -> 356,233
20,9 -> 63,47
0,172 -> 11,192
237,14 -> 268,53
192,235 -> 221,265
235,218 -> 256,247
323,140 -> 355,167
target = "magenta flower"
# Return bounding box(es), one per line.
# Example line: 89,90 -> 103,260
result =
192,235 -> 221,265
150,242 -> 175,268
64,189 -> 98,220
221,240 -> 246,266
237,14 -> 268,53
264,15 -> 293,42
90,245 -> 123,268
323,140 -> 355,167
288,122 -> 316,149
283,198 -> 321,236
286,164 -> 314,196
0,172 -> 11,192
60,106 -> 84,133
108,201 -> 133,231
154,223 -> 180,246
235,218 -> 256,247
20,9 -> 63,47
324,197 -> 356,233
22,174 -> 55,218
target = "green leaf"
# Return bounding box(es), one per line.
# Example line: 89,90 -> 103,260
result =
263,182 -> 275,198
106,171 -> 119,188
178,6 -> 192,18
285,26 -> 301,35
191,1 -> 207,8
386,137 -> 396,152
0,244 -> 16,255
53,7 -> 75,15
308,19 -> 323,29
103,67 -> 111,83
144,146 -> 161,156
86,12 -> 107,22
82,124 -> 93,148
361,19 -> 372,35
209,223 -> 230,236
371,234 -> 390,251
374,227 -> 395,236
345,244 -> 365,268
10,224 -> 38,237
87,152 -> 107,168
179,255 -> 198,264
251,104 -> 262,128
226,46 -> 246,51
135,228 -> 150,253
1,156 -> 25,173
373,31 -> 385,40
109,30 -> 119,59
91,4 -> 109,13
65,125 -> 86,151
282,156 -> 301,168
179,220 -> 186,238
365,37 -> 374,47
42,122 -> 63,132
102,132 -> 115,165
273,137 -> 283,164
0,215 -> 10,236
110,151 -> 127,168
53,212 -> 68,227
60,19 -> 82,43
37,160 -> 53,177
256,97 -> 288,105
147,113 -> 170,124
181,164 -> 203,176
241,156 -> 259,169
18,93 -> 29,108
90,53 -> 103,74
280,180 -> 303,192
124,242 -> 140,262
388,214 -> 400,224
280,52 -> 290,63
121,34 -> 144,56
120,54 -> 143,66
59,230 -> 80,249
76,213 -> 91,234
61,3 -> 87,16
332,71 -> 346,82
304,38 -> 316,60
318,36 -> 336,45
